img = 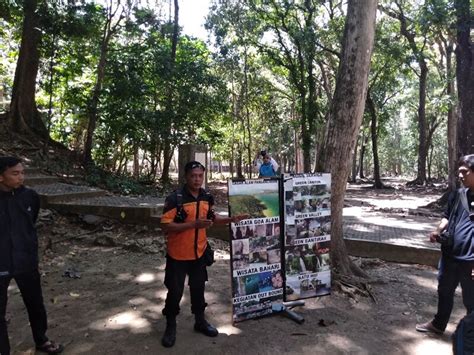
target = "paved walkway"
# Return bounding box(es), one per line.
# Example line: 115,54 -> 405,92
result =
342,186 -> 443,265
343,209 -> 438,250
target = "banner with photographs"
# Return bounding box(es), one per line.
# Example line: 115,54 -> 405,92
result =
228,179 -> 283,323
283,173 -> 331,301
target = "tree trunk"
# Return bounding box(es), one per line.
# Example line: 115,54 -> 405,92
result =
414,62 -> 428,184
367,92 -> 383,188
160,0 -> 179,184
350,135 -> 359,183
388,3 -> 428,185
455,0 -> 474,156
161,144 -> 174,184
359,132 -> 368,179
83,1 -> 123,164
8,0 -> 47,137
320,0 -> 377,276
133,144 -> 139,178
446,43 -> 457,191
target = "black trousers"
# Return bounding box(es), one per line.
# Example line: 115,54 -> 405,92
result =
433,256 -> 474,331
0,270 -> 48,355
162,255 -> 208,317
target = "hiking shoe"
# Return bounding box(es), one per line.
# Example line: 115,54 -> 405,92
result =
161,323 -> 177,347
194,320 -> 218,337
416,321 -> 443,334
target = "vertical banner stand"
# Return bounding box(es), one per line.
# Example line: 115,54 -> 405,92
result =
228,173 -> 331,324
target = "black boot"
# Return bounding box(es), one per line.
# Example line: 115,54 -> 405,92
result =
161,316 -> 177,348
194,313 -> 218,337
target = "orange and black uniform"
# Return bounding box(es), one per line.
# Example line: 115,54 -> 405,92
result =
161,186 -> 214,317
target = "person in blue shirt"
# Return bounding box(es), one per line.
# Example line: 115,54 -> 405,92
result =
255,150 -> 279,178
258,154 -> 277,178
416,154 -> 474,335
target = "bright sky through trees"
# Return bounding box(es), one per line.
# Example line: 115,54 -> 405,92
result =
180,0 -> 211,40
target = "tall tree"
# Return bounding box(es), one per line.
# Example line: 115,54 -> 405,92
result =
250,0 -> 325,172
383,1 -> 430,185
83,0 -> 126,164
455,0 -> 474,155
7,0 -> 47,136
320,0 -> 377,276
159,0 -> 180,183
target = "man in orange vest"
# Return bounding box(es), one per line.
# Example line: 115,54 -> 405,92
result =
160,161 -> 247,348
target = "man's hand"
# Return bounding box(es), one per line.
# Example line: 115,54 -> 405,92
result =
430,218 -> 449,244
429,231 -> 439,243
195,219 -> 213,229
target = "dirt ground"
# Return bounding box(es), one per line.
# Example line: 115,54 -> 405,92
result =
6,185 -> 466,355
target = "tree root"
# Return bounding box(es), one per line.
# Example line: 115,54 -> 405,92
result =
332,273 -> 377,303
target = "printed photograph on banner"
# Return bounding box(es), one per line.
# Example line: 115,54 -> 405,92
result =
294,194 -> 331,216
232,239 -> 250,270
232,288 -> 284,323
228,180 -> 279,219
282,173 -> 331,301
294,216 -> 331,240
292,174 -> 331,217
286,271 -> 331,300
285,237 -> 330,274
228,178 -> 284,322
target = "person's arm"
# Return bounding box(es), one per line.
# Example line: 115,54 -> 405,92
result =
160,193 -> 214,234
429,218 -> 449,243
161,219 -> 213,233
270,157 -> 279,172
31,190 -> 41,224
213,213 -> 250,225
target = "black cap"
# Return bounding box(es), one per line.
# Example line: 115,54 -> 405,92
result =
260,150 -> 267,156
184,161 -> 205,173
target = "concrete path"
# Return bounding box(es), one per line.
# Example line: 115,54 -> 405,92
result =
342,185 -> 443,266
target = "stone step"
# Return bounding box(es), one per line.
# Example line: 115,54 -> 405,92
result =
344,238 -> 439,268
49,195 -> 165,224
33,183 -> 107,205
24,167 -> 42,174
25,174 -> 61,185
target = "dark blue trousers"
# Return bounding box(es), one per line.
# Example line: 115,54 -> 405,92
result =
433,255 -> 474,331
0,270 -> 48,355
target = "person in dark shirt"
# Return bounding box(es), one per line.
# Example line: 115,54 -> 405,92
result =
416,154 -> 474,335
0,157 -> 63,354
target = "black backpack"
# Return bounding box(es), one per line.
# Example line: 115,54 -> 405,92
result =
453,312 -> 474,354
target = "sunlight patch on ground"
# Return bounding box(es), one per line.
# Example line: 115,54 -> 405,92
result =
325,335 -> 369,354
128,297 -> 149,306
155,289 -> 168,301
406,274 -> 437,290
380,327 -> 451,354
134,272 -> 156,283
215,252 -> 230,260
411,338 -> 452,354
349,225 -> 373,232
90,311 -> 151,333
116,273 -> 134,281
216,323 -> 242,335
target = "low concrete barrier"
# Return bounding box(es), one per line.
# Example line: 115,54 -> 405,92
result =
345,238 -> 440,267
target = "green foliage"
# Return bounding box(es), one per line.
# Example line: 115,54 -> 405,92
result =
84,165 -> 154,196
1,0 -> 461,184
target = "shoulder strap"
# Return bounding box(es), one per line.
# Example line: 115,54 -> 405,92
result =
176,188 -> 183,209
459,188 -> 470,212
447,190 -> 461,222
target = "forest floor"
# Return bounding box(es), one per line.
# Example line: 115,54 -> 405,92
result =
6,180 -> 464,355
